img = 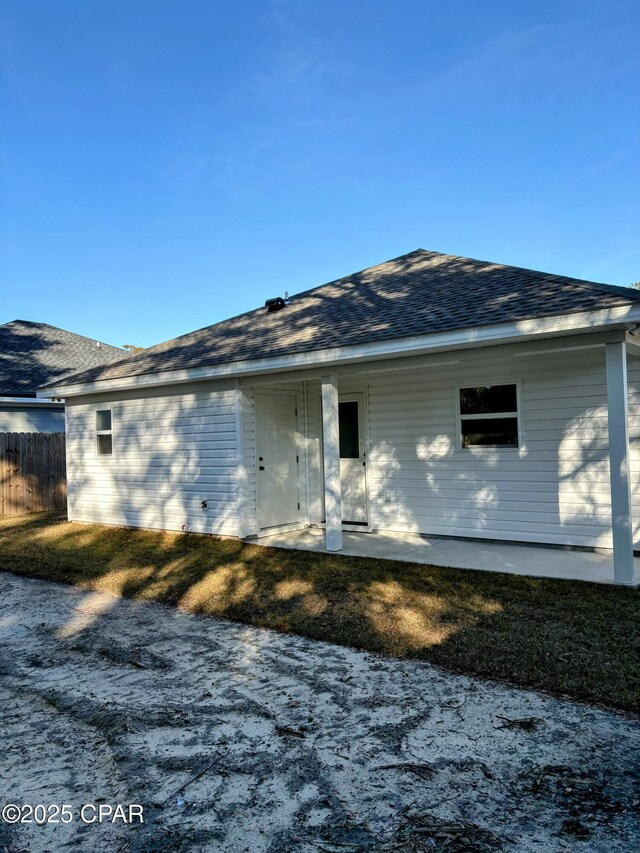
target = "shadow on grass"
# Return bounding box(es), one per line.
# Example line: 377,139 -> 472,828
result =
1,511 -> 639,712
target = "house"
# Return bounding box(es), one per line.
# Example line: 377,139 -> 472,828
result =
0,320 -> 123,432
39,250 -> 640,584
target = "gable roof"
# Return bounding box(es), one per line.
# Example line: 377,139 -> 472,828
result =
0,320 -> 124,397
42,249 -> 640,390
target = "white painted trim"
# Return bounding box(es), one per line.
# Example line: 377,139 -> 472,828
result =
605,342 -> 635,584
454,381 -> 523,452
95,406 -> 114,458
294,395 -> 307,525
234,380 -> 247,539
38,305 -> 640,398
363,384 -> 372,532
254,389 -> 300,532
253,521 -> 305,539
0,396 -> 64,407
249,386 -> 307,532
625,331 -> 640,358
303,380 -> 311,526
63,403 -> 71,521
321,374 -> 342,552
240,330 -> 629,390
338,389 -> 370,526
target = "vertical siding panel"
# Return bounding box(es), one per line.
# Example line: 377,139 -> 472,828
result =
0,432 -> 66,515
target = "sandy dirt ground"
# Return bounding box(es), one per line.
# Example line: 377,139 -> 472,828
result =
0,572 -> 638,853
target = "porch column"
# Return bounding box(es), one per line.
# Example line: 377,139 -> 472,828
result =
605,341 -> 635,584
321,373 -> 343,552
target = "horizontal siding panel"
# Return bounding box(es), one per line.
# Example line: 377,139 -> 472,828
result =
67,417 -> 237,435
69,510 -> 238,536
372,505 -> 613,525
367,457 -> 608,470
66,381 -> 241,537
370,488 -> 611,507
365,342 -> 636,549
372,511 -> 611,538
72,497 -> 236,512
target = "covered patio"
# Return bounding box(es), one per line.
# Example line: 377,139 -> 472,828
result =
241,331 -> 640,586
252,527 -> 640,585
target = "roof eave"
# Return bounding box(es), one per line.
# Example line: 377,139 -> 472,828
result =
37,304 -> 640,399
0,396 -> 65,407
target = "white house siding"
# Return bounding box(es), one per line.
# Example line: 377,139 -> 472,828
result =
65,381 -> 241,536
65,339 -> 640,550
0,405 -> 65,432
363,344 -> 635,549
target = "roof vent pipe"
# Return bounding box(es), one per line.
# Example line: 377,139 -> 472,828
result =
265,297 -> 286,313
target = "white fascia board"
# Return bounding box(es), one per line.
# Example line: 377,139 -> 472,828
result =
625,331 -> 640,358
244,329 -> 629,388
37,303 -> 640,399
0,396 -> 64,407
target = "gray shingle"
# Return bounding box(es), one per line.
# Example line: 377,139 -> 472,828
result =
0,320 -> 124,396
46,249 -> 640,388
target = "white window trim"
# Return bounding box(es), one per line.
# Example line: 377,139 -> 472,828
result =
95,407 -> 114,458
455,381 -> 523,452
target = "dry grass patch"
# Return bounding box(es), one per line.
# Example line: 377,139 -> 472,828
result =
1,512 -> 639,711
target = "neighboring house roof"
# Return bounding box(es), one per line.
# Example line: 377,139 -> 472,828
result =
0,320 -> 124,397
42,249 -> 640,389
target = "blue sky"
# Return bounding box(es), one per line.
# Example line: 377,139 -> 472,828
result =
1,0 -> 639,348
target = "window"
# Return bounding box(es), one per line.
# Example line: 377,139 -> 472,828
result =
96,409 -> 113,456
338,401 -> 359,458
458,384 -> 519,448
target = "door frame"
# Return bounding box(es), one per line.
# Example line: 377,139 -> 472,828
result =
253,388 -> 305,536
320,387 -> 371,532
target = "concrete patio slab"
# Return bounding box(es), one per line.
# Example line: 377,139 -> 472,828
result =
254,527 -> 640,585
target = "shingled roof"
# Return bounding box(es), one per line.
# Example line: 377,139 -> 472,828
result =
0,320 -> 123,397
46,249 -> 640,389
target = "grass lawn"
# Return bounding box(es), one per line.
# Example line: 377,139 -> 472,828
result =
1,511 -> 639,712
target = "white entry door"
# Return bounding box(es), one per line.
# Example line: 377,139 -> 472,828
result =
255,392 -> 299,530
339,393 -> 368,524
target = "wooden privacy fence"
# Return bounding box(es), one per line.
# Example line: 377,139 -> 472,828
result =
0,432 -> 67,516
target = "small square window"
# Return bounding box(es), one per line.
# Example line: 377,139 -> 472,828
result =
96,410 -> 111,431
458,384 -> 519,449
97,434 -> 113,456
